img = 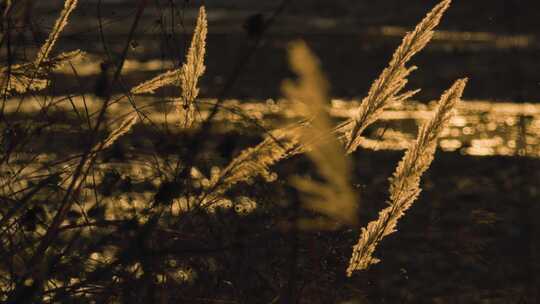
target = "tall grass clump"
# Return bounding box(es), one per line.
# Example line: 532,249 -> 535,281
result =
206,0 -> 465,277
0,0 -> 472,302
204,0 -> 465,277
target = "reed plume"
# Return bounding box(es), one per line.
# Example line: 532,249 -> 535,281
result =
0,0 -> 81,96
205,0 -> 454,193
0,50 -> 84,94
0,68 -> 48,94
131,69 -> 182,95
178,6 -> 207,127
339,0 -> 451,154
131,6 -> 207,127
199,0 -> 456,215
203,125 -> 301,204
40,49 -> 85,70
346,78 -> 467,276
283,40 -> 358,227
34,0 -> 78,68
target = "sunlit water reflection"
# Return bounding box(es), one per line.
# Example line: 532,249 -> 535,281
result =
4,97 -> 540,158
2,96 -> 539,213
330,99 -> 540,157
219,98 -> 540,158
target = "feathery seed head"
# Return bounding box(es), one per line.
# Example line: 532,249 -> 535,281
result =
179,6 -> 208,127
130,6 -> 207,128
284,41 -> 359,228
34,0 -> 78,68
342,0 -> 452,154
346,77 -> 466,276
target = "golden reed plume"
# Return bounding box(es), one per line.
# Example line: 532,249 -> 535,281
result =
131,6 -> 207,127
346,78 -> 467,276
284,40 -> 358,228
34,0 -> 78,68
1,0 -> 81,95
203,0 -> 455,216
339,0 -> 452,153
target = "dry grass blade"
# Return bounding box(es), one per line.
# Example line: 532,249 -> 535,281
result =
346,78 -> 467,276
283,40 -> 358,227
34,0 -> 78,68
340,0 -> 451,154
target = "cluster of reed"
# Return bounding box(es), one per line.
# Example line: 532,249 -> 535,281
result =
0,0 -> 467,301
197,0 -> 467,276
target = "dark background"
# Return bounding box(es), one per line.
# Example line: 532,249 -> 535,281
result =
3,1 -> 539,303
27,0 -> 540,101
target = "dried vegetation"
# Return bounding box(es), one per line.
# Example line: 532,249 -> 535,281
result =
0,0 -> 472,302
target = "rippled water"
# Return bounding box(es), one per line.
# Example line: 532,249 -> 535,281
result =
330,99 -> 540,158
2,95 -> 539,237
5,96 -> 540,158
147,98 -> 540,158
4,96 -> 539,221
